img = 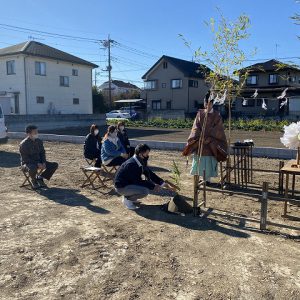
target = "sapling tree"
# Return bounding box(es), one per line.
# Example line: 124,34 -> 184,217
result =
180,9 -> 253,181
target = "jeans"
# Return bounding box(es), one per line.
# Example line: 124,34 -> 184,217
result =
115,185 -> 150,202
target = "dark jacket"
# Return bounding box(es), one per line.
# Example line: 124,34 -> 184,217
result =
117,129 -> 130,152
19,137 -> 46,165
114,156 -> 164,190
84,133 -> 101,159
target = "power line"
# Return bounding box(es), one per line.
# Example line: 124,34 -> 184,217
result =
114,42 -> 159,59
0,23 -> 104,43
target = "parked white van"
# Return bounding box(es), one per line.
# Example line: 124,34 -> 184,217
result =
0,104 -> 8,143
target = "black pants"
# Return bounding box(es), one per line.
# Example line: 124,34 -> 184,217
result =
107,156 -> 126,167
85,155 -> 102,168
22,161 -> 58,181
128,146 -> 135,157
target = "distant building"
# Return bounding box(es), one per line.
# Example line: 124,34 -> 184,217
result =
0,41 -> 98,115
141,55 -> 210,114
99,80 -> 140,96
236,59 -> 300,118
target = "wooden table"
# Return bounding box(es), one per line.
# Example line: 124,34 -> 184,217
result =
280,160 -> 300,217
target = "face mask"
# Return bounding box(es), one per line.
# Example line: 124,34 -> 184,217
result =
119,126 -> 125,131
110,132 -> 117,138
142,155 -> 149,165
94,129 -> 99,135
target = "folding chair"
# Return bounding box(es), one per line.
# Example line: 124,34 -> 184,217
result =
80,166 -> 107,190
101,165 -> 118,182
84,157 -> 96,166
20,167 -> 43,189
83,156 -> 116,183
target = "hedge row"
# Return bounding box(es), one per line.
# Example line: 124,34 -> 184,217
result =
107,118 -> 291,131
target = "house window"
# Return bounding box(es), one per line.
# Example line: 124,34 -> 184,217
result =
162,83 -> 166,88
269,74 -> 278,85
171,79 -> 182,89
289,76 -> 296,83
72,69 -> 78,76
189,80 -> 198,88
73,98 -> 79,105
60,76 -> 69,87
242,98 -> 255,107
152,100 -> 161,110
246,75 -> 258,86
163,62 -> 168,69
166,101 -> 171,109
35,62 -> 46,75
36,96 -> 45,104
144,80 -> 157,90
6,60 -> 15,75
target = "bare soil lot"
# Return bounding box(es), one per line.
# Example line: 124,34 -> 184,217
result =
0,140 -> 299,300
41,126 -> 284,148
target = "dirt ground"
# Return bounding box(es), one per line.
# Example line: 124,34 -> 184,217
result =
41,126 -> 284,148
0,140 -> 299,300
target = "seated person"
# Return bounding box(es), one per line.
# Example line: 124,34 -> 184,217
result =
114,143 -> 173,210
117,121 -> 135,157
19,125 -> 58,189
84,124 -> 102,167
101,125 -> 128,167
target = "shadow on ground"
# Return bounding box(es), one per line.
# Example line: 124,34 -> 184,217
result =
0,151 -> 20,168
38,187 -> 110,214
136,204 -> 250,238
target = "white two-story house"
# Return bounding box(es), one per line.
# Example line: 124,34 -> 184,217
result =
0,41 -> 98,115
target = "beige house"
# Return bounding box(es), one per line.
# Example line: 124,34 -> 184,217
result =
236,59 -> 300,118
142,55 -> 210,115
0,41 -> 98,115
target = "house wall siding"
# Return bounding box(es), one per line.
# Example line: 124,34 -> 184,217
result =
0,54 -> 93,115
0,55 -> 26,114
25,56 -> 93,114
143,60 -> 208,113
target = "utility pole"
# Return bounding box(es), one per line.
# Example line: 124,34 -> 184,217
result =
108,35 -> 112,109
102,35 -> 113,108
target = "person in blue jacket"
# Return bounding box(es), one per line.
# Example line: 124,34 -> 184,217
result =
101,125 -> 128,167
114,143 -> 174,210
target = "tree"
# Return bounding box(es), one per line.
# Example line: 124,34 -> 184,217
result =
92,85 -> 107,113
180,9 -> 253,182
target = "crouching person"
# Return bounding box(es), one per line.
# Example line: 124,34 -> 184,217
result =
20,125 -> 58,189
114,143 -> 173,210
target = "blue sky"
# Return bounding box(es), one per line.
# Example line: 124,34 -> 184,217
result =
1,0 -> 300,87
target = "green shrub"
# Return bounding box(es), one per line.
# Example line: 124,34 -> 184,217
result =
107,118 -> 291,131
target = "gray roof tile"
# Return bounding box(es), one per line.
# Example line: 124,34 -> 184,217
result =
0,41 -> 98,68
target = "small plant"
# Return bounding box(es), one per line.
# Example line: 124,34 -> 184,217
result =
170,160 -> 182,191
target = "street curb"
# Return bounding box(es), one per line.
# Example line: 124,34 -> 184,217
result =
8,132 -> 296,160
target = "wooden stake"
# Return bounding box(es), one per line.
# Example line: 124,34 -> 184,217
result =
278,161 -> 284,195
193,175 -> 199,216
260,182 -> 269,230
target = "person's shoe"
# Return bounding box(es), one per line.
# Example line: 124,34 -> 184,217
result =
122,196 -> 138,210
37,178 -> 47,188
31,180 -> 40,189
